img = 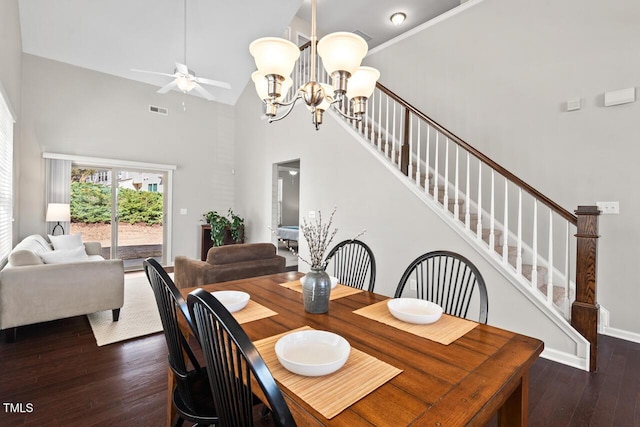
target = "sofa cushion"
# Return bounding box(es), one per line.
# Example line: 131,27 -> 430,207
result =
40,246 -> 90,264
8,250 -> 45,266
48,233 -> 83,250
12,234 -> 53,255
206,243 -> 277,265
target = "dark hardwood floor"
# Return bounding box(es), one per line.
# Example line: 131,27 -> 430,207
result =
1,316 -> 638,426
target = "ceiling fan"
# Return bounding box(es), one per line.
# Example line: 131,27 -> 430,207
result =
131,0 -> 231,101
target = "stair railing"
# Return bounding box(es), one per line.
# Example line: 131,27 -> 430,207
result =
285,43 -> 600,371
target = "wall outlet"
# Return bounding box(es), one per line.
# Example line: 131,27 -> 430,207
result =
409,278 -> 417,291
179,208 -> 188,215
308,210 -> 316,219
596,201 -> 619,215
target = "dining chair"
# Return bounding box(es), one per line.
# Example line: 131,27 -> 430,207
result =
324,239 -> 377,291
394,250 -> 488,324
143,258 -> 219,427
188,288 -> 297,427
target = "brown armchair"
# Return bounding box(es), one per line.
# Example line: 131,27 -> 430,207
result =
174,243 -> 286,289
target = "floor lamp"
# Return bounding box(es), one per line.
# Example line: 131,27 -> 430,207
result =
46,203 -> 70,235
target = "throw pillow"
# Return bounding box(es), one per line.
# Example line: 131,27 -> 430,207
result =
40,246 -> 89,264
8,249 -> 45,266
48,233 -> 83,251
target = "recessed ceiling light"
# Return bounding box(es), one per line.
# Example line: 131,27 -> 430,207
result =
390,12 -> 407,26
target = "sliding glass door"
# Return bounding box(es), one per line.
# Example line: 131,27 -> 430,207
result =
70,166 -> 166,270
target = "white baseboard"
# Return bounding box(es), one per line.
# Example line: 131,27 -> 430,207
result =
540,347 -> 588,371
599,306 -> 640,344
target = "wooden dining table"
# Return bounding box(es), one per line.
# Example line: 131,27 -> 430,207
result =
176,271 -> 543,426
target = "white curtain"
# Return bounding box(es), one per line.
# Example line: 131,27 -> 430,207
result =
45,159 -> 71,235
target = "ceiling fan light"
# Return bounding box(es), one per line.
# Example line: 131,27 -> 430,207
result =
346,66 -> 380,99
317,32 -> 368,76
176,76 -> 195,91
250,37 -> 300,78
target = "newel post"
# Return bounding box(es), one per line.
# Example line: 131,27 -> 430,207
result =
571,205 -> 600,372
400,109 -> 410,176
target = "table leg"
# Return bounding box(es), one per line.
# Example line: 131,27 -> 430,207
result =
498,372 -> 529,426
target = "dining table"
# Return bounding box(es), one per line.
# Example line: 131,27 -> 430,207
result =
175,271 -> 544,426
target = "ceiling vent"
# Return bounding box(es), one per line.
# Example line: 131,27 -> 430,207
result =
353,29 -> 372,42
149,105 -> 168,115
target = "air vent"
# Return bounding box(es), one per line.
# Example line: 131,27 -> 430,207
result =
353,29 -> 372,42
149,105 -> 168,115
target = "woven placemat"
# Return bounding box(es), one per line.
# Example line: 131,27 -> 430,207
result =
254,326 -> 402,419
233,300 -> 277,324
279,280 -> 363,300
353,300 -> 478,345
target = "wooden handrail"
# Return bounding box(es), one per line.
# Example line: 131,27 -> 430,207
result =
375,82 -> 577,225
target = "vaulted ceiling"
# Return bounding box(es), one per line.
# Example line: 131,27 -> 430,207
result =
18,0 -> 461,105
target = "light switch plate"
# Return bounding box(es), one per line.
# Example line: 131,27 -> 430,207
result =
604,87 -> 635,107
596,201 -> 619,215
180,208 -> 188,215
567,98 -> 581,111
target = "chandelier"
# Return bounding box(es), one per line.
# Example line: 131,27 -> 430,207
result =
249,0 -> 380,130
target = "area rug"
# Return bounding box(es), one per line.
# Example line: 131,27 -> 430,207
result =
87,273 -> 163,346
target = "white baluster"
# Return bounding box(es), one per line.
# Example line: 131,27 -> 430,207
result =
489,170 -> 495,250
443,138 -> 449,211
476,162 -> 483,240
547,210 -> 554,304
516,189 -> 523,274
416,120 -> 422,187
465,151 -> 471,228
369,90 -> 375,142
503,178 -> 509,263
385,96 -> 390,158
408,115 -> 413,181
454,144 -> 459,219
425,126 -> 431,194
392,102 -> 397,168
433,132 -> 439,201
564,221 -> 571,316
532,201 -> 538,288
377,89 -> 382,151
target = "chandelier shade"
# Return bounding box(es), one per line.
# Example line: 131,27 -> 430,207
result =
317,32 -> 368,76
249,37 -> 300,78
345,66 -> 380,99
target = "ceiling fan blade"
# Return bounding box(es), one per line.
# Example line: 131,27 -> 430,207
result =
175,62 -> 189,75
195,77 -> 231,90
131,68 -> 176,78
157,80 -> 178,94
192,83 -> 215,101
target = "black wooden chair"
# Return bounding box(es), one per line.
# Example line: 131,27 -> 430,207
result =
394,250 -> 488,324
324,239 -> 376,291
188,288 -> 296,427
144,258 -> 219,427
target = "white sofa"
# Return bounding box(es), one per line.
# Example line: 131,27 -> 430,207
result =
0,234 -> 124,342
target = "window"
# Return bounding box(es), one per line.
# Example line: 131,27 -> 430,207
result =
148,183 -> 158,192
0,87 -> 15,262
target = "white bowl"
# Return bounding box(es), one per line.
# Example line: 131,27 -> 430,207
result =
387,298 -> 443,324
275,330 -> 350,376
211,290 -> 250,313
300,275 -> 339,289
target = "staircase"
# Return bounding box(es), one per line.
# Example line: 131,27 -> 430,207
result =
284,44 -> 601,371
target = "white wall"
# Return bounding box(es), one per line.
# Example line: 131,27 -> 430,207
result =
0,0 -> 23,246
19,54 -> 235,260
234,82 -> 581,361
365,0 -> 640,337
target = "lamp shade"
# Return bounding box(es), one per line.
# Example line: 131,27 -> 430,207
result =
46,203 -> 70,222
317,32 -> 368,75
249,37 -> 300,78
251,71 -> 293,101
346,66 -> 380,99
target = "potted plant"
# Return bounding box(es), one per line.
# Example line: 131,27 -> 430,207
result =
203,209 -> 245,247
